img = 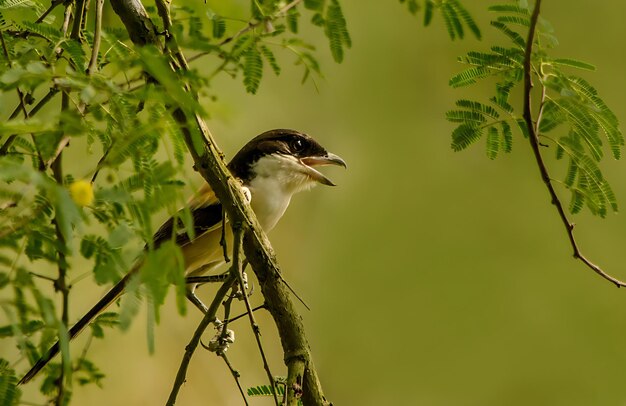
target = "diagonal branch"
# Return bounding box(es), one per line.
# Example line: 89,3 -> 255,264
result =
109,0 -> 330,403
166,274 -> 238,405
522,0 -> 626,288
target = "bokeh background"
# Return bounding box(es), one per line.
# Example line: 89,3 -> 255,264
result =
5,1 -> 626,405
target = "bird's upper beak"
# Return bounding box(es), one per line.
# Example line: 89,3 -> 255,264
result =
300,152 -> 347,186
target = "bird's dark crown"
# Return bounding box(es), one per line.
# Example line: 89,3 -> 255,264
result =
228,129 -> 328,180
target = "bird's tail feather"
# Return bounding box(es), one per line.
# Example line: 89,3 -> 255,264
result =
18,262 -> 141,385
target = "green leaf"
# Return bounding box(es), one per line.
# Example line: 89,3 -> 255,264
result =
488,4 -> 530,15
448,0 -> 481,39
137,46 -> 206,116
486,126 -> 499,159
454,100 -> 500,119
423,0 -> 434,26
243,45 -> 263,94
141,241 -> 186,324
286,6 -> 299,33
446,110 -> 486,124
61,39 -> 88,72
304,0 -> 325,11
211,15 -> 226,39
0,320 -> 44,337
0,118 -> 55,135
325,0 -> 351,63
495,15 -> 530,27
569,189 -> 584,214
451,124 -> 483,152
75,359 -> 105,387
490,20 -> 525,48
449,66 -> 492,87
0,359 -> 21,406
51,184 -> 82,250
260,45 -> 281,76
551,58 -> 596,71
500,121 -> 513,153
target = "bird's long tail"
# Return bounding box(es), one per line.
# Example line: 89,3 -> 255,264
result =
18,263 -> 141,385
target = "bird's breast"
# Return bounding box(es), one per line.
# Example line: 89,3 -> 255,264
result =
247,176 -> 293,232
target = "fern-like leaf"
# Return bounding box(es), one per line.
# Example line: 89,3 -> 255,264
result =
486,126 -> 499,159
325,0 -> 351,63
243,45 -> 263,94
260,45 -> 280,76
451,124 -> 483,151
490,20 -> 525,48
551,58 -> 595,71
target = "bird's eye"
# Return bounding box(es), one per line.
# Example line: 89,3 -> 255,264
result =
291,138 -> 304,152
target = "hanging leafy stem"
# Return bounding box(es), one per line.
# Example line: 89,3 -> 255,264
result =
447,0 -> 623,218
447,0 -> 626,287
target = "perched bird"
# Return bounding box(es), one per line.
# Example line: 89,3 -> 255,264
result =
18,129 -> 346,385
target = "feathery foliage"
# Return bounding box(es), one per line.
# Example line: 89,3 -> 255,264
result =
400,0 -> 481,40
0,0 -> 358,401
446,0 -> 622,216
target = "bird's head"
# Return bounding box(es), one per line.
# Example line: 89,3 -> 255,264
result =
228,129 -> 346,194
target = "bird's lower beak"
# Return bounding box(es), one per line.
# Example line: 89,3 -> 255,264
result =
300,152 -> 347,186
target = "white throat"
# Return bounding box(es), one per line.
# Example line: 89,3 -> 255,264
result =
246,154 -> 317,231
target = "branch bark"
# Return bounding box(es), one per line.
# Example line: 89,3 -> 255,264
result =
108,0 -> 329,403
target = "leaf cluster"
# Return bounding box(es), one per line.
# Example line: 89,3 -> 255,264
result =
446,0 -> 622,217
400,0 -> 481,40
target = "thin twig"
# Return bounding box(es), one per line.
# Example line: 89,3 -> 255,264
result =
0,88 -> 58,158
61,3 -> 73,36
35,0 -> 65,24
224,303 -> 266,324
187,0 -> 303,64
166,274 -> 237,406
86,0 -> 105,74
51,105 -> 70,406
232,225 -> 279,406
29,272 -> 57,283
522,0 -> 626,288
214,288 -> 249,405
220,353 -> 248,405
70,0 -> 87,40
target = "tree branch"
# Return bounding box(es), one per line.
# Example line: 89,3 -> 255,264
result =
522,0 -> 626,288
109,0 -> 329,403
86,0 -> 105,75
166,274 -> 237,405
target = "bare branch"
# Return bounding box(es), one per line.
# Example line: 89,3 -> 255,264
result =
166,274 -> 237,405
86,0 -> 105,75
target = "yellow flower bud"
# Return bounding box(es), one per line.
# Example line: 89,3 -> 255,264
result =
69,180 -> 94,207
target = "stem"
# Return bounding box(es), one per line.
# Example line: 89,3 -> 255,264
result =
522,0 -> 626,288
233,226 -> 279,405
86,0 -> 105,74
51,96 -> 70,406
216,287 -> 249,405
165,274 -> 237,406
220,353 -> 248,405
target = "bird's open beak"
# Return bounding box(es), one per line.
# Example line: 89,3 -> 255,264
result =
300,152 -> 347,186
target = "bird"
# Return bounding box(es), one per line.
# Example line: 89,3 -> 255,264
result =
18,128 -> 346,385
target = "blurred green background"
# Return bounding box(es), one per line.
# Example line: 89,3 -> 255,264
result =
7,1 -> 626,405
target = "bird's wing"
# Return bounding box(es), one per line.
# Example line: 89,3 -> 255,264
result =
152,183 -> 224,249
